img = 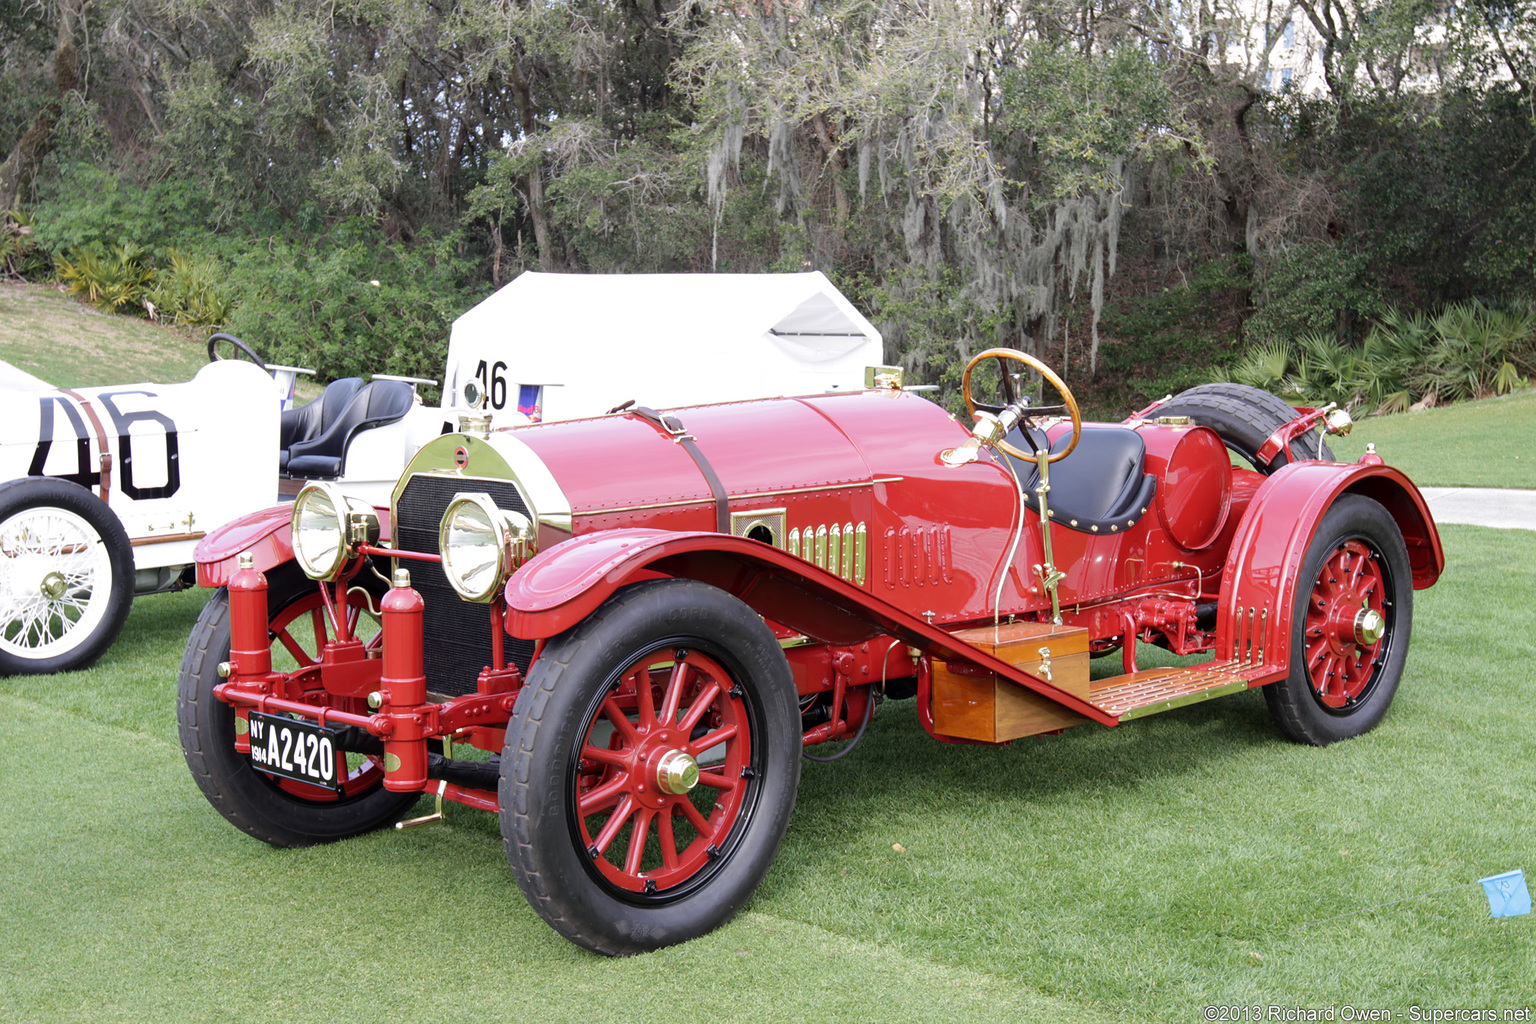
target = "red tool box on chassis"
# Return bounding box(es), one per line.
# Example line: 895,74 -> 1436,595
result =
177,351 -> 1444,954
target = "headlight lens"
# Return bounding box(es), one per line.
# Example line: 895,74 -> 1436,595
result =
439,493 -> 534,602
292,482 -> 378,581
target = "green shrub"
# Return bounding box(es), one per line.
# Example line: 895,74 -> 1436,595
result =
55,242 -> 157,314
219,222 -> 479,400
1221,299 -> 1535,414
1414,301 -> 1534,404
145,251 -> 232,327
1246,242 -> 1383,346
31,164 -> 214,259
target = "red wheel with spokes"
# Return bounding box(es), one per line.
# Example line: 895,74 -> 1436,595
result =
502,578 -> 800,955
177,564 -> 421,845
1265,496 -> 1413,745
1303,539 -> 1390,709
576,647 -> 753,894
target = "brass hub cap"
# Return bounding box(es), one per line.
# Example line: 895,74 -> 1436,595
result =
1353,607 -> 1386,646
39,571 -> 67,600
655,749 -> 700,796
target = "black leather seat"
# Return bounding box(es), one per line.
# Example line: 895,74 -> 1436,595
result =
279,377 -> 362,473
1005,425 -> 1158,535
286,380 -> 416,479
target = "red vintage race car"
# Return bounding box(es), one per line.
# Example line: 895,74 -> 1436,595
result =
176,349 -> 1444,955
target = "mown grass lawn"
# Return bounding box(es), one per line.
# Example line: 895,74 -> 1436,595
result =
2,523 -> 1531,1024
0,282 -> 210,388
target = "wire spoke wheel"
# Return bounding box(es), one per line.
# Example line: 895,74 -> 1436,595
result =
0,479 -> 133,675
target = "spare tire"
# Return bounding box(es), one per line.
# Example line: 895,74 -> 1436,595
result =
1154,383 -> 1333,473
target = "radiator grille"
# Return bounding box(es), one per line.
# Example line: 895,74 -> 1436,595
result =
394,474 -> 537,697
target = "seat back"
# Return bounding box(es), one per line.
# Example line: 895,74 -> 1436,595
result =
1005,425 -> 1158,534
284,380 -> 416,479
279,377 -> 363,471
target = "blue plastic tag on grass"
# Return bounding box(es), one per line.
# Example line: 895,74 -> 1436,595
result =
1479,870 -> 1532,918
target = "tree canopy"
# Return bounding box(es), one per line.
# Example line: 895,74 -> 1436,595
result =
4,0 -> 1533,409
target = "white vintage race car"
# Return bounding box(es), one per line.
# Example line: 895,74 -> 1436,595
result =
0,339 -> 443,675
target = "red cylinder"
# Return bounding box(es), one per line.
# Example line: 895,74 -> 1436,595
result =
228,556 -> 271,677
381,574 -> 426,705
381,570 -> 428,791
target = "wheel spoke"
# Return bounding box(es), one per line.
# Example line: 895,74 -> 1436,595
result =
274,627 -> 316,667
578,774 -> 629,816
633,665 -> 658,730
657,808 -> 681,870
694,769 -> 738,792
580,744 -> 629,769
677,681 -> 722,735
623,809 -> 655,877
687,722 -> 738,756
660,657 -> 690,724
591,794 -> 637,856
600,696 -> 639,745
677,794 -> 715,838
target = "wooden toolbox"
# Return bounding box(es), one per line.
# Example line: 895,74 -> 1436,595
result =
930,621 -> 1092,742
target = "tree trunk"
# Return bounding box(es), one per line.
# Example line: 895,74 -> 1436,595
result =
509,64 -> 560,272
0,0 -> 88,211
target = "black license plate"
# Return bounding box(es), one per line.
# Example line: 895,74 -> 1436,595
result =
248,712 -> 343,791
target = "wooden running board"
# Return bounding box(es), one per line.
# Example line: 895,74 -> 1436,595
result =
1089,661 -> 1268,722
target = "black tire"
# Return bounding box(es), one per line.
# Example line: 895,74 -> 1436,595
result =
177,563 -> 419,846
1156,383 -> 1333,472
0,477 -> 134,676
1264,495 -> 1412,745
501,578 -> 801,955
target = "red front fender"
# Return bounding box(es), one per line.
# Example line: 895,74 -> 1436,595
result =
1217,461 -> 1444,674
194,505 -> 296,587
503,528 -> 1116,726
193,502 -> 393,587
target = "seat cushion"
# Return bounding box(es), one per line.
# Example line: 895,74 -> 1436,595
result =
1005,425 -> 1158,534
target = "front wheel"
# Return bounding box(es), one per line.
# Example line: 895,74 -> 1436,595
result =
500,578 -> 801,955
0,477 -> 134,676
176,564 -> 420,845
1264,495 -> 1413,745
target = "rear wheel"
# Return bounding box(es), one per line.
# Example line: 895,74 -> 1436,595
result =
501,578 -> 800,955
1156,383 -> 1332,471
1264,496 -> 1412,745
177,564 -> 419,845
0,477 -> 134,676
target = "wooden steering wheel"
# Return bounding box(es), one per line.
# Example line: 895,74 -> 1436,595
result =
960,348 -> 1082,464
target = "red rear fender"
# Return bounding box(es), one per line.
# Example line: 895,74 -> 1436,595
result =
1217,462 -> 1444,672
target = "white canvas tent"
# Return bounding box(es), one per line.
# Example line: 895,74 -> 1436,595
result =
442,272 -> 884,425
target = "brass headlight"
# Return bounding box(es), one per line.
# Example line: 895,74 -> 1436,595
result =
291,482 -> 379,581
438,493 -> 535,602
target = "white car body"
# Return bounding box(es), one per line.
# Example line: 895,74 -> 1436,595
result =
0,361 -> 278,586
